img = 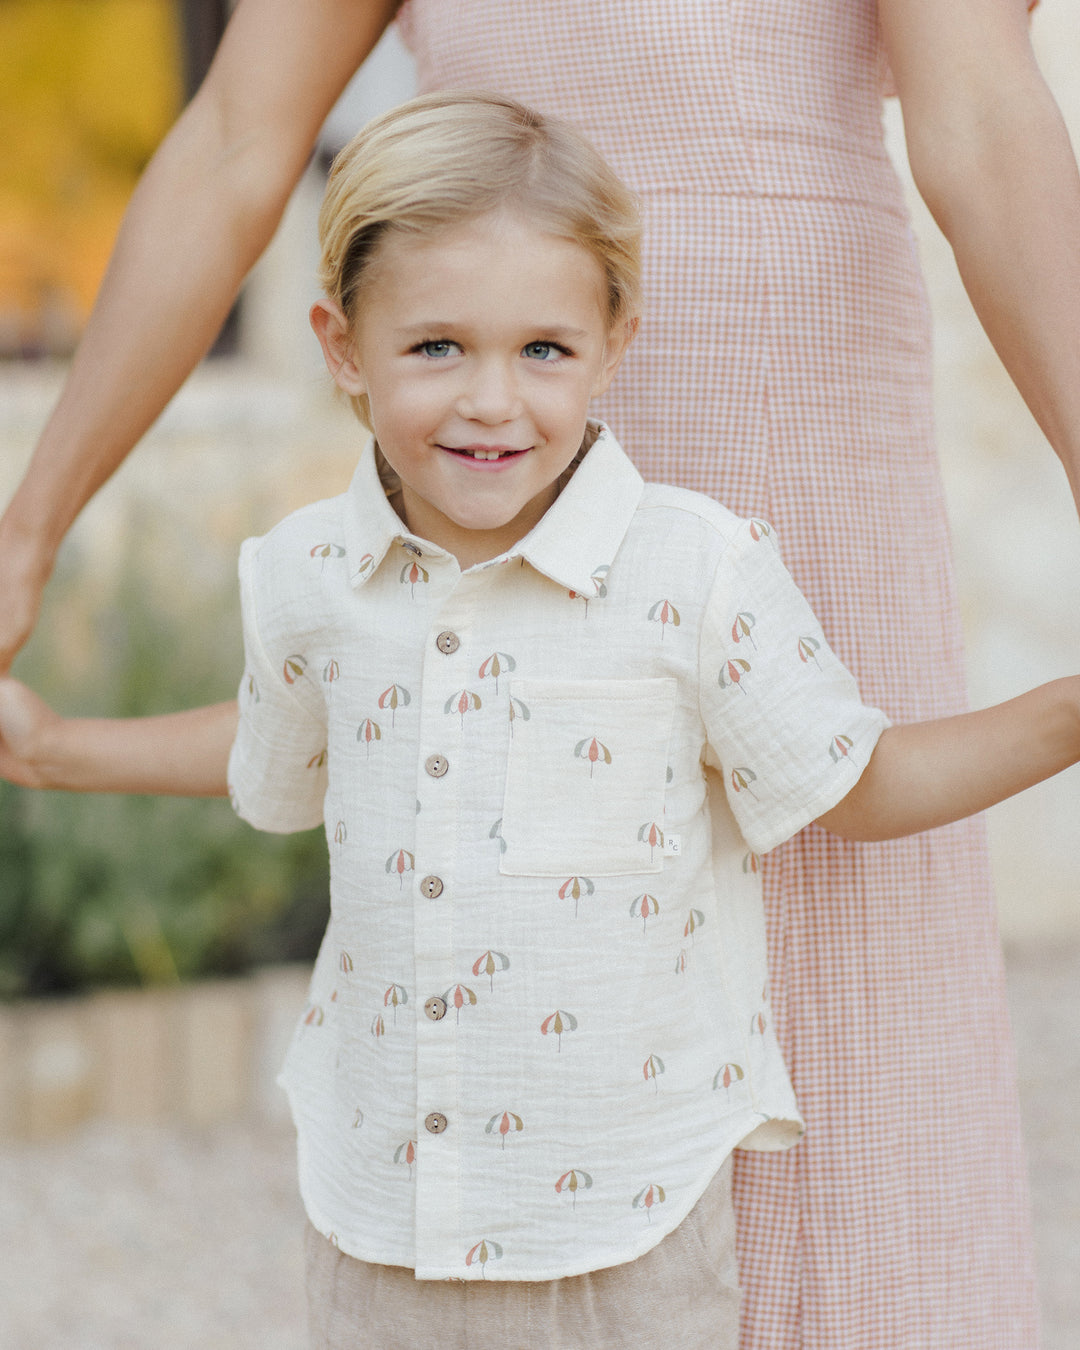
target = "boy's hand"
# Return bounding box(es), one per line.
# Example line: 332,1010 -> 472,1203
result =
0,677 -> 61,788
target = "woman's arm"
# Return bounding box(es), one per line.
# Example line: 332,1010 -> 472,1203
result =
816,676 -> 1080,841
0,0 -> 401,672
880,0 -> 1080,510
0,678 -> 237,797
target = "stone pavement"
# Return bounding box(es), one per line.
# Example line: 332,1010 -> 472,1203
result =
1,944 -> 1076,1350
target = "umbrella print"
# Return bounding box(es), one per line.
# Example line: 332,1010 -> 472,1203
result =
339,950 -> 353,974
750,1010 -> 767,1037
742,852 -> 760,876
334,820 -> 348,850
684,909 -> 706,941
555,1169 -> 593,1210
631,893 -> 660,932
357,719 -> 381,754
445,689 -> 482,729
540,1009 -> 578,1052
828,734 -> 857,766
465,1238 -> 503,1278
674,948 -> 688,975
713,1062 -> 745,1096
355,552 -> 375,582
558,875 -> 595,918
642,1053 -> 665,1093
478,652 -> 516,694
731,612 -> 757,646
798,635 -> 822,667
574,735 -> 612,777
591,564 -> 610,597
730,766 -> 759,800
442,984 -> 478,1022
638,822 -> 664,860
306,748 -> 327,770
632,1183 -> 667,1222
489,819 -> 507,854
472,950 -> 510,992
370,1013 -> 386,1041
303,1004 -> 324,1027
309,542 -> 345,568
378,683 -> 411,726
385,849 -> 415,887
245,672 -> 260,704
748,519 -> 771,542
508,696 -> 530,737
323,660 -> 340,699
399,559 -> 430,596
647,599 -> 681,639
283,654 -> 307,685
718,658 -> 751,694
394,1140 -> 417,1179
383,983 -> 409,1022
485,1111 -> 524,1149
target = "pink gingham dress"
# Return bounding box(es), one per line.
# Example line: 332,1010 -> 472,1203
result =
396,2 -> 1039,1346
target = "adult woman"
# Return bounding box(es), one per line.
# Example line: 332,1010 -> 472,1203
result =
3,1 -> 1079,1344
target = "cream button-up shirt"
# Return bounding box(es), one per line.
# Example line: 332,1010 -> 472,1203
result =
227,424 -> 888,1281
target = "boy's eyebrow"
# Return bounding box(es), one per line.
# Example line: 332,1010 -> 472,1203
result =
393,322 -> 593,342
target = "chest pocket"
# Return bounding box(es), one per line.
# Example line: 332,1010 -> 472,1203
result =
499,678 -> 677,877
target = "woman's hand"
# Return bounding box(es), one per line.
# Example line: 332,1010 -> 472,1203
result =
0,677 -> 63,788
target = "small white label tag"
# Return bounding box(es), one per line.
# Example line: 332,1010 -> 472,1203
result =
663,834 -> 682,857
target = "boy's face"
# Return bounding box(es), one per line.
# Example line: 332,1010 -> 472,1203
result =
311,211 -> 633,568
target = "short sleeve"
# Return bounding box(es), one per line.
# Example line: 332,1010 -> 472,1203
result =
227,537 -> 328,834
699,521 -> 889,854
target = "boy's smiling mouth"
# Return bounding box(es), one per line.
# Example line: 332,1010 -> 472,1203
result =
443,444 -> 529,461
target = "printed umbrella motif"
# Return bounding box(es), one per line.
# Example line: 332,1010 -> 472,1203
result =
730,766 -> 759,800
400,558 -> 430,596
303,1004 -> 324,1027
713,1062 -> 745,1096
445,689 -> 482,728
574,735 -> 612,777
283,654 -> 307,685
558,875 -> 595,918
748,519 -> 771,542
674,948 -> 688,975
357,718 -> 381,754
378,683 -> 411,727
245,672 -> 260,704
638,821 -> 664,860
334,820 -> 348,850
309,542 -> 345,567
647,599 -> 681,639
828,733 -> 856,766
540,1009 -> 578,1052
798,635 -> 822,667
339,950 -> 354,974
385,849 -> 415,887
370,1013 -> 386,1041
322,659 -> 340,689
684,908 -> 706,941
384,983 -> 409,1022
485,1111 -> 524,1149
632,1183 -> 667,1221
508,696 -> 530,737
394,1139 -> 417,1178
742,851 -> 760,875
306,748 -> 327,771
642,1053 -> 665,1093
750,1010 -> 767,1037
472,950 -> 510,992
478,652 -> 516,694
489,818 -> 507,854
731,611 -> 757,646
355,553 -> 375,581
442,983 -> 478,1021
718,657 -> 751,694
630,893 -> 660,933
555,1169 -> 593,1210
465,1238 -> 503,1277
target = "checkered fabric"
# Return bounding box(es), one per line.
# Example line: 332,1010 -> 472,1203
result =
397,1 -> 1039,1345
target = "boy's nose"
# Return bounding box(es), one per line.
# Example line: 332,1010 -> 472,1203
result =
456,359 -> 522,423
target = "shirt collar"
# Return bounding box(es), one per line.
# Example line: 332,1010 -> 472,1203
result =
342,421 -> 644,595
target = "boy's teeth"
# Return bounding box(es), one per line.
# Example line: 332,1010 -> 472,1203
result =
472,449 -> 501,460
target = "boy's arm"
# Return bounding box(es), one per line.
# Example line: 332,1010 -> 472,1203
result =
0,678 -> 236,796
815,676 -> 1080,841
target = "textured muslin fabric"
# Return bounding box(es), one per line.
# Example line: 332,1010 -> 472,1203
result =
304,1157 -> 739,1350
227,426 -> 888,1282
394,1 -> 1040,1344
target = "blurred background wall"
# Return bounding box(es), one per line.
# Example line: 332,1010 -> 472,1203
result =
1,3 -> 1078,1005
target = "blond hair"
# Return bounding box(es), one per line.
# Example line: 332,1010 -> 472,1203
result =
317,90 -> 642,426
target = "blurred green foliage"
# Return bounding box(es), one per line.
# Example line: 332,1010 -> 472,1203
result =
0,526 -> 329,1000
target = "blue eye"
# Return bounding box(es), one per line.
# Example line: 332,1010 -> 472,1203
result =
415,340 -> 457,358
523,342 -> 568,361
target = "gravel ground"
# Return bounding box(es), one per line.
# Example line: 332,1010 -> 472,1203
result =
2,945 -> 1076,1350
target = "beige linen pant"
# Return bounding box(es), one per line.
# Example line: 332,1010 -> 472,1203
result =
304,1157 -> 738,1349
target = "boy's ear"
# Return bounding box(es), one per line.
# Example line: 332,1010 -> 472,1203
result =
310,299 -> 367,397
592,316 -> 639,398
